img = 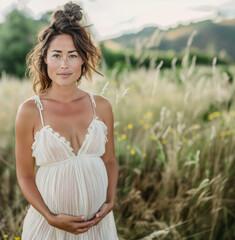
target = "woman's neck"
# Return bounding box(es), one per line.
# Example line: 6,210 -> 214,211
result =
42,83 -> 84,103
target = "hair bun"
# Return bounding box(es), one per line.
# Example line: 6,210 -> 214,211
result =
51,1 -> 83,23
64,2 -> 83,21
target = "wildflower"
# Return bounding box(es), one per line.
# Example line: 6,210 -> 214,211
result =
213,112 -> 220,117
114,130 -> 118,135
169,128 -> 174,133
142,153 -> 147,158
117,137 -> 122,142
127,124 -> 133,129
130,149 -> 136,155
121,134 -> 126,140
126,145 -> 131,150
14,237 -> 20,240
208,114 -> 213,120
3,235 -> 8,238
161,139 -> 167,144
151,135 -> 157,141
123,126 -> 127,132
219,131 -> 225,137
226,130 -> 231,135
138,119 -> 144,125
183,137 -> 187,142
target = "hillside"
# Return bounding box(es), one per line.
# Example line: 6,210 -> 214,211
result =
103,18 -> 235,61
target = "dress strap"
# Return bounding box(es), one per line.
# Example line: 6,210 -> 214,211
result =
88,92 -> 97,119
33,95 -> 45,127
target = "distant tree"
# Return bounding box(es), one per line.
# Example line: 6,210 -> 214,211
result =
38,11 -> 52,27
0,9 -> 46,79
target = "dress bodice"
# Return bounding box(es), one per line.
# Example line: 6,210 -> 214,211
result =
22,92 -> 108,167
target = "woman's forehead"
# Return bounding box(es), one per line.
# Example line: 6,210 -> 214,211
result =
48,34 -> 76,50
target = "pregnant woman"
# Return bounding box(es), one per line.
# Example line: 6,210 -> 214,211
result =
15,1 -> 119,239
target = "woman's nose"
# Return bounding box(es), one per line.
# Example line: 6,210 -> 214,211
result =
60,57 -> 69,68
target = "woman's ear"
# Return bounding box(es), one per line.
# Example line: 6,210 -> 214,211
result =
44,56 -> 47,64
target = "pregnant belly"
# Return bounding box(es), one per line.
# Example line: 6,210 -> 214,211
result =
35,157 -> 108,220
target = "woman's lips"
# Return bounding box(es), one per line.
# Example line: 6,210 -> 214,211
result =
58,74 -> 71,77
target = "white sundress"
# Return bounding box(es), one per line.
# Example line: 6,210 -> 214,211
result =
20,91 -> 119,240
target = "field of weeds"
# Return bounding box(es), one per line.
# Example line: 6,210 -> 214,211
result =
0,49 -> 235,239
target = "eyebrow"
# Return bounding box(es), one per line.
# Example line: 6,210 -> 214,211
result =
50,50 -> 78,53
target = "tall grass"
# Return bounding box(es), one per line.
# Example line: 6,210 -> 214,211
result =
0,32 -> 235,239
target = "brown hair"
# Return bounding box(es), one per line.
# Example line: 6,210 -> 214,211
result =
26,1 -> 103,94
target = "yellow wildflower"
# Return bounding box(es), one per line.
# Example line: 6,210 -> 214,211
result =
226,130 -> 231,135
127,124 -> 133,129
161,139 -> 167,144
183,137 -> 187,142
130,149 -> 136,155
142,153 -> 147,158
213,112 -> 220,117
151,135 -> 157,141
4,235 -> 8,238
126,145 -> 131,150
121,134 -> 126,140
219,131 -> 225,137
114,130 -> 118,135
138,119 -> 144,125
169,128 -> 174,133
14,237 -> 20,240
208,114 -> 213,120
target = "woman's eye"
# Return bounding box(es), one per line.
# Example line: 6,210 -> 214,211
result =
69,55 -> 78,59
52,54 -> 61,58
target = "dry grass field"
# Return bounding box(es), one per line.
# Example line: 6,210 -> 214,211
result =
0,51 -> 235,239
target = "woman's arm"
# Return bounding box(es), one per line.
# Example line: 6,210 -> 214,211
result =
15,100 -> 95,235
89,95 -> 119,225
15,100 -> 54,221
97,96 -> 119,207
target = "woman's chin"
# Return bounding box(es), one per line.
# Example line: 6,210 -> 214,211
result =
52,80 -> 77,88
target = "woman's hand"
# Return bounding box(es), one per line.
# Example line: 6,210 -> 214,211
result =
48,213 -> 95,235
89,201 -> 114,226
47,201 -> 114,234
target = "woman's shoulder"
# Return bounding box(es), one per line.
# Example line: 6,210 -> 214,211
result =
92,93 -> 112,109
18,95 -> 39,112
16,95 -> 39,126
91,93 -> 113,121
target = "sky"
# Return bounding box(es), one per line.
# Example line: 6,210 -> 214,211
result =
0,0 -> 234,40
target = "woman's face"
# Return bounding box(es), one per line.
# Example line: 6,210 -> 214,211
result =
44,34 -> 84,87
